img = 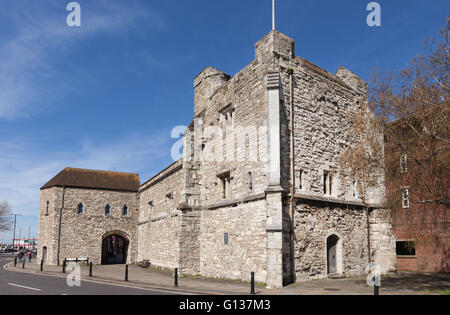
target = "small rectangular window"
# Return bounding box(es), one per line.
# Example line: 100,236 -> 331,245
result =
224,233 -> 229,245
396,241 -> 416,256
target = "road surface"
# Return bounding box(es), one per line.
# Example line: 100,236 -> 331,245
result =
0,254 -> 181,295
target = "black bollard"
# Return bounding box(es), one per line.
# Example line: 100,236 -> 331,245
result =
62,259 -> 66,274
40,260 -> 43,272
89,262 -> 93,277
14,257 -> 17,267
250,272 -> 256,295
174,268 -> 179,288
374,285 -> 379,296
125,265 -> 129,281
22,259 -> 25,269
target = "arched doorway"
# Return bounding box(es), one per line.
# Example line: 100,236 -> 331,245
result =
42,246 -> 47,265
327,235 -> 340,274
101,234 -> 129,265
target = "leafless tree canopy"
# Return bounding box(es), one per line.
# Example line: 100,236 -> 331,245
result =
0,201 -> 13,232
340,19 -> 449,251
370,19 -> 449,209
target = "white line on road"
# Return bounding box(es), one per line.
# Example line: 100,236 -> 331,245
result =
8,283 -> 42,292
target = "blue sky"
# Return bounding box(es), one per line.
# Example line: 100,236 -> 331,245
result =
0,0 -> 448,244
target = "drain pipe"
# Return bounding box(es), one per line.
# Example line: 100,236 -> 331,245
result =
56,186 -> 66,266
359,101 -> 372,264
288,68 -> 295,220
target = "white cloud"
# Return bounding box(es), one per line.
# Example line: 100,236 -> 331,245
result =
0,1 -> 166,120
0,130 -> 173,217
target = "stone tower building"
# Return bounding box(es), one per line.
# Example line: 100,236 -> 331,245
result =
38,30 -> 396,289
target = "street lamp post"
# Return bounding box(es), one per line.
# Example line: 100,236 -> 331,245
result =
10,214 -> 21,250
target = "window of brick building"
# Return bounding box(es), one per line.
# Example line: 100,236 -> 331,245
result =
402,189 -> 410,208
396,241 -> 416,256
224,233 -> 229,245
45,201 -> 49,216
77,203 -> 84,215
122,205 -> 128,216
400,154 -> 408,174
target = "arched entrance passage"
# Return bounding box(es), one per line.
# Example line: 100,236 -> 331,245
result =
327,235 -> 340,274
101,233 -> 129,265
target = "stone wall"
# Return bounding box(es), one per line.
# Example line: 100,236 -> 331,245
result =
293,200 -> 370,281
199,199 -> 267,283
37,187 -> 59,265
38,187 -> 138,265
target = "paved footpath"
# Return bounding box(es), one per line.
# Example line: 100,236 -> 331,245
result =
3,254 -> 449,295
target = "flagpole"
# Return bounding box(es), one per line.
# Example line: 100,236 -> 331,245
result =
272,0 -> 276,30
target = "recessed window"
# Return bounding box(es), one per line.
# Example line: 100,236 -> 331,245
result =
122,205 -> 128,216
224,233 -> 229,245
402,189 -> 410,208
323,170 -> 333,196
352,181 -> 358,199
247,172 -> 253,192
77,203 -> 84,215
105,204 -> 111,216
219,104 -> 235,125
148,201 -> 154,220
45,201 -> 49,216
396,241 -> 416,256
218,172 -> 231,199
400,154 -> 408,174
296,170 -> 304,191
165,193 -> 174,215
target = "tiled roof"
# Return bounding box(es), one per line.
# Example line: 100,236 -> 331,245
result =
41,167 -> 140,192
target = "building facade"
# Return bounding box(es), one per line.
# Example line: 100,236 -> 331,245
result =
38,30 -> 396,288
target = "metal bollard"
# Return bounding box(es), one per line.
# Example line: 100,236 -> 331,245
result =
174,268 -> 179,288
374,285 -> 379,296
125,265 -> 129,281
14,257 -> 17,267
40,260 -> 43,272
89,262 -> 93,277
62,259 -> 66,274
22,259 -> 25,269
250,272 -> 256,295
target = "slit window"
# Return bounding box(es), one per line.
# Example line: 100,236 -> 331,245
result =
77,203 -> 84,215
122,205 -> 128,216
105,204 -> 111,216
218,172 -> 231,199
323,170 -> 332,195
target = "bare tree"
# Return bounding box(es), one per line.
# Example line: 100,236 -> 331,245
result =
0,201 -> 13,232
340,19 -> 449,255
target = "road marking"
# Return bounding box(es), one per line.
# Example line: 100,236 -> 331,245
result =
8,283 -> 42,292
